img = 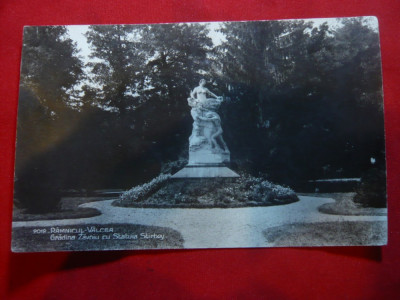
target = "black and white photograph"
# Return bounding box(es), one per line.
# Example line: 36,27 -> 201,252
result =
12,17 -> 387,252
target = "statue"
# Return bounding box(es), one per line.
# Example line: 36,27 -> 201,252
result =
171,79 -> 238,178
187,79 -> 230,165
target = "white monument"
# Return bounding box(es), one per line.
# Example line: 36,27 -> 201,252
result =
172,79 -> 239,178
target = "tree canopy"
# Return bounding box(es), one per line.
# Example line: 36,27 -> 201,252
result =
15,18 -> 386,212
20,26 -> 83,113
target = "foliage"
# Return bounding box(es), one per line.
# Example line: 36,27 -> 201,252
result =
140,23 -> 212,99
20,26 -> 83,113
117,173 -> 298,208
217,19 -> 384,189
354,167 -> 387,208
119,174 -> 171,203
85,25 -> 144,114
16,27 -> 84,213
318,193 -> 387,215
15,19 -> 386,212
160,157 -> 188,175
14,158 -> 62,213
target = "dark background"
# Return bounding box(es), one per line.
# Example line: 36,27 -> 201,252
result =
1,0 -> 400,299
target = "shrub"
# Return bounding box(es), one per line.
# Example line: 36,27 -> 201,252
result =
354,168 -> 386,208
115,171 -> 298,208
119,173 -> 171,204
160,158 -> 187,175
14,168 -> 62,213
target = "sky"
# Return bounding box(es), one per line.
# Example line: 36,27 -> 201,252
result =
67,17 -> 378,64
67,17 -> 379,74
67,23 -> 226,64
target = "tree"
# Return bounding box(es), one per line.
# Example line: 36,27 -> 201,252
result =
215,18 -> 384,190
85,25 -> 144,115
136,23 -> 213,151
20,26 -> 83,114
16,26 -> 84,212
75,24 -> 214,189
216,20 -> 317,180
140,23 -> 212,100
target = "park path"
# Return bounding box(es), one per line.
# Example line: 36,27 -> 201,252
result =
13,196 -> 386,248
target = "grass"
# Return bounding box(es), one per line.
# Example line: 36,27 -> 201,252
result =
263,221 -> 387,247
301,193 -> 387,216
12,197 -> 113,221
12,223 -> 184,252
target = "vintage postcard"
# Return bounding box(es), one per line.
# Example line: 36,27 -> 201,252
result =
12,17 -> 387,252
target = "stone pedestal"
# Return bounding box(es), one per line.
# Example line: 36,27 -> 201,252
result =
188,149 -> 230,166
171,165 -> 239,178
172,148 -> 239,178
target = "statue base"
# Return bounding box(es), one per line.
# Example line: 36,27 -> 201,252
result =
188,149 -> 230,165
171,165 -> 239,178
171,148 -> 239,178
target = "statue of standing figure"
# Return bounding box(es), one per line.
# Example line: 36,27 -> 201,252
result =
171,79 -> 239,177
187,79 -> 230,166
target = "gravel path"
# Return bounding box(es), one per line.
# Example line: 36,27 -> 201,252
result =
13,196 -> 386,248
